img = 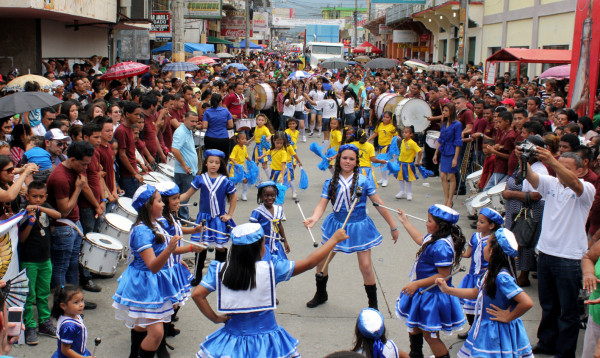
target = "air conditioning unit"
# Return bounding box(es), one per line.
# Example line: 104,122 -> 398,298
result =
130,0 -> 151,20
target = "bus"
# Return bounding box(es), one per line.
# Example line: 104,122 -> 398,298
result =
306,42 -> 344,68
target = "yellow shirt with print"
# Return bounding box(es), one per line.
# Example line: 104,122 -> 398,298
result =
267,147 -> 289,171
230,144 -> 249,165
398,138 -> 421,163
376,122 -> 397,146
285,128 -> 300,150
351,141 -> 376,168
330,129 -> 342,151
254,125 -> 272,143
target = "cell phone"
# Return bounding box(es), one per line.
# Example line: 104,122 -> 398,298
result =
7,307 -> 23,336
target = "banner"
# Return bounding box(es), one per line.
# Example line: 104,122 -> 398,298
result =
253,12 -> 269,32
0,211 -> 27,281
393,30 -> 416,43
370,0 -> 425,4
272,18 -> 344,27
485,62 -> 497,86
185,0 -> 222,19
221,11 -> 252,37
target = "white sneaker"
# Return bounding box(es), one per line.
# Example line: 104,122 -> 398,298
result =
381,179 -> 388,187
292,191 -> 297,199
377,179 -> 383,184
282,215 -> 287,221
302,136 -> 307,142
407,193 -> 412,201
241,193 -> 247,201
395,191 -> 406,199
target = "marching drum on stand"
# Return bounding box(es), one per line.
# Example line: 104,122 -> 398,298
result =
80,233 -> 124,276
99,213 -> 134,254
115,197 -> 137,221
255,84 -> 275,111
487,182 -> 507,213
471,192 -> 492,213
395,98 -> 432,133
466,169 -> 483,195
235,118 -> 256,132
375,94 -> 403,120
425,131 -> 440,149
158,163 -> 175,179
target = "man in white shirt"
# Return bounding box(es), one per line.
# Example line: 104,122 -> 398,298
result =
519,148 -> 595,358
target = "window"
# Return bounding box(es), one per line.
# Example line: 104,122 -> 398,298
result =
311,45 -> 343,55
541,45 -> 569,72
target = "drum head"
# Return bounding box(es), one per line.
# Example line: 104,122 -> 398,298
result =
467,169 -> 483,180
118,197 -> 137,215
255,84 -> 273,110
487,182 -> 507,195
398,99 -> 433,133
105,213 -> 134,231
472,193 -> 491,208
86,233 -> 124,250
158,163 -> 174,176
148,172 -> 172,183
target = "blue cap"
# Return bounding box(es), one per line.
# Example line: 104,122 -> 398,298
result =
495,228 -> 518,258
132,184 -> 157,212
156,181 -> 180,197
338,144 -> 359,155
357,308 -> 385,340
428,204 -> 459,224
204,149 -> 226,158
231,223 -> 264,245
257,180 -> 277,190
480,207 -> 504,227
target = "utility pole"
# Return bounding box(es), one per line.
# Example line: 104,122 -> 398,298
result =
245,0 -> 251,57
353,0 -> 358,48
458,0 -> 468,73
172,0 -> 185,79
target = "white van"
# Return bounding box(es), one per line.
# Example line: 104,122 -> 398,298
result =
306,42 -> 344,68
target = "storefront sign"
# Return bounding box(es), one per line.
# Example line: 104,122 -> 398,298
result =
221,11 -> 253,37
151,13 -> 171,33
379,25 -> 392,35
393,30 -> 416,43
485,62 -> 497,86
185,0 -> 222,19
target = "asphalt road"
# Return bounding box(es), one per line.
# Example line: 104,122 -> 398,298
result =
12,137 -> 585,357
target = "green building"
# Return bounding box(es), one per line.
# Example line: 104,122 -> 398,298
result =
321,7 -> 367,19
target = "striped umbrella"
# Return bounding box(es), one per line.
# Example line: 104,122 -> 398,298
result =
427,64 -> 456,74
162,62 -> 199,72
100,62 -> 149,80
403,60 -> 429,69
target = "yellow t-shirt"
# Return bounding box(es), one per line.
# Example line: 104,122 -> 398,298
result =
376,122 -> 397,146
285,128 -> 300,149
330,129 -> 342,151
351,141 -> 376,168
230,144 -> 249,165
267,147 -> 288,171
398,138 -> 421,163
254,125 -> 272,143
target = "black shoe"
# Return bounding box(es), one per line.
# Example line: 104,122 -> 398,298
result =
164,322 -> 180,337
470,222 -> 478,229
82,280 -> 102,292
531,344 -> 555,355
306,275 -> 328,308
457,332 -> 468,340
190,278 -> 200,286
467,214 -> 478,220
84,301 -> 97,310
25,327 -> 38,345
38,319 -> 57,337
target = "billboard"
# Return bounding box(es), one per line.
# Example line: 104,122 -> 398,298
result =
151,13 -> 171,33
273,18 -> 344,27
273,8 -> 296,19
392,30 -> 416,43
221,11 -> 253,37
253,12 -> 269,32
370,0 -> 425,3
185,0 -> 222,19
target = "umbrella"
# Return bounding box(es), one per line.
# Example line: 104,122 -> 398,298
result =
404,60 -> 429,69
427,64 -> 456,74
355,56 -> 371,62
216,52 -> 235,59
162,62 -> 199,72
320,58 -> 349,70
187,56 -> 217,65
5,75 -> 52,92
100,61 -> 149,80
288,70 -> 309,80
289,59 -> 303,64
2,269 -> 28,308
226,63 -> 248,71
540,64 -> 571,80
364,58 -> 398,69
0,92 -> 63,118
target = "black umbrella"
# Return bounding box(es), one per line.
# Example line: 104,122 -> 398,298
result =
289,59 -> 303,64
320,58 -> 349,70
0,92 -> 63,118
364,58 -> 398,69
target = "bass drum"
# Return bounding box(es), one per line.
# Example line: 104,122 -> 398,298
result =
255,84 -> 275,111
395,98 -> 432,133
375,93 -> 403,120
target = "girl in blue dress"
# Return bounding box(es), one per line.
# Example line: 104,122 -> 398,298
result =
192,223 -> 349,358
250,181 -> 290,261
437,228 -> 534,358
395,204 -> 467,358
179,149 -> 237,281
112,184 -> 183,358
51,284 -> 91,358
457,207 -> 503,340
352,308 -> 407,358
433,102 -> 463,208
303,144 -> 399,310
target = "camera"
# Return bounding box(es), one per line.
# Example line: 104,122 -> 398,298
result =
518,140 -> 537,161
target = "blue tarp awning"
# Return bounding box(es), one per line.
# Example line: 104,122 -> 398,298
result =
151,42 -> 215,54
227,39 -> 262,49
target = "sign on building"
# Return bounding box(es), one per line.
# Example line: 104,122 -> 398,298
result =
393,30 -> 416,43
185,0 -> 222,19
221,11 -> 253,37
151,13 -> 171,33
371,0 -> 425,3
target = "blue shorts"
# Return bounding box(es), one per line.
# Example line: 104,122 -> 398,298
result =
311,109 -> 323,116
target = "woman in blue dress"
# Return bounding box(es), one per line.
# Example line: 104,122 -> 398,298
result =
250,181 -> 289,261
112,184 -> 184,358
433,102 -> 463,207
437,228 -> 534,358
395,204 -> 467,358
180,149 -> 237,282
303,144 -> 399,310
192,222 -> 349,358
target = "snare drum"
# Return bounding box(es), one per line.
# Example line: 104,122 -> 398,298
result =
255,84 -> 275,110
471,192 -> 492,212
193,130 -> 202,147
115,197 -> 137,221
143,171 -> 172,184
466,169 -> 483,195
80,233 -> 123,276
487,182 -> 507,213
167,155 -> 175,167
235,118 -> 256,132
395,98 -> 432,133
100,213 -> 133,247
425,130 -> 440,149
158,163 -> 174,179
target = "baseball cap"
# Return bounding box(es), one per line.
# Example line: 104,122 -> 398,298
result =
185,73 -> 193,78
500,98 -> 516,107
44,128 -> 72,143
51,80 -> 64,89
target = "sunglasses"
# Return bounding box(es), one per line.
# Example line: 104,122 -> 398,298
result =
1,167 -> 14,174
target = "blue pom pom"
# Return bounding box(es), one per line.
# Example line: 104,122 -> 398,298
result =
387,161 -> 400,176
309,142 -> 327,159
299,167 -> 309,190
388,136 -> 400,157
418,165 -> 434,179
275,183 -> 287,204
324,148 -> 338,158
261,135 -> 271,151
317,159 -> 330,171
231,164 -> 245,184
372,153 -> 388,167
245,161 -> 260,185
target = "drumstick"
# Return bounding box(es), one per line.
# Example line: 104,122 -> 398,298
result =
419,267 -> 466,294
318,186 -> 363,278
161,232 -> 208,249
372,203 -> 427,222
180,202 -> 198,207
294,199 -> 319,248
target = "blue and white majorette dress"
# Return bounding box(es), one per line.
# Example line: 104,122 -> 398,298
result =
250,204 -> 287,261
357,341 -> 400,358
320,173 -> 382,253
52,315 -> 90,358
191,173 -> 236,247
196,260 -> 300,358
112,224 -> 186,328
458,232 -> 489,315
396,234 -> 465,337
157,214 -> 193,302
458,270 -> 533,358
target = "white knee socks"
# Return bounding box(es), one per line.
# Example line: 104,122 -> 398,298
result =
406,181 -> 412,194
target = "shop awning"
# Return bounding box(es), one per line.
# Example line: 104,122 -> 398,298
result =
353,41 -> 382,54
207,36 -> 233,45
151,42 -> 215,54
227,39 -> 262,49
486,48 -> 572,64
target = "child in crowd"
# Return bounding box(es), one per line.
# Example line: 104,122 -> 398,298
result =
437,228 -> 534,357
351,128 -> 387,188
285,117 -> 300,154
229,132 -> 251,201
258,131 -> 303,199
251,113 -> 273,182
22,136 -> 53,170
250,181 -> 289,261
477,139 -> 496,192
353,308 -> 407,358
395,126 -> 422,201
51,285 -> 91,358
20,180 -> 61,345
327,118 -> 343,174
369,111 -> 397,187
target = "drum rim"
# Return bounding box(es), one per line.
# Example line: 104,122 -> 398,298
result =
466,169 -> 484,179
117,200 -> 137,216
487,183 -> 507,195
104,213 -> 133,232
82,234 -> 124,251
472,193 -> 491,207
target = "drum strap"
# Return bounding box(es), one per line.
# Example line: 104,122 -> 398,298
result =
202,174 -> 226,218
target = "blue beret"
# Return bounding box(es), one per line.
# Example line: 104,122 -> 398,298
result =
156,181 -> 180,197
428,204 -> 459,224
357,308 -> 385,340
480,207 -> 504,227
132,184 -> 157,212
495,228 -> 518,258
204,149 -> 226,158
231,223 -> 264,245
257,180 -> 277,190
338,144 -> 359,155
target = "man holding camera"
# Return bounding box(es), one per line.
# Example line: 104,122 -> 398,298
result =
517,143 -> 595,358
